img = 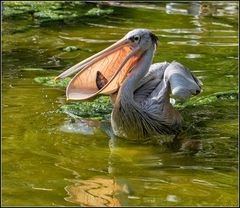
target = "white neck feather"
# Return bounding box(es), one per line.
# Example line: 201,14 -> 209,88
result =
120,46 -> 155,101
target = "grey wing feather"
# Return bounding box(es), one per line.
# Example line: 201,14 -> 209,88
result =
164,61 -> 202,100
133,62 -> 170,104
133,61 -> 202,106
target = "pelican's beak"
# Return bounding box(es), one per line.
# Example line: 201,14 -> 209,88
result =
56,38 -> 142,100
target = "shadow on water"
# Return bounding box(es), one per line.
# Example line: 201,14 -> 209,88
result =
2,1 -> 238,207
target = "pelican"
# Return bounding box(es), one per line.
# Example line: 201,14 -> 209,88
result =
56,29 -> 202,141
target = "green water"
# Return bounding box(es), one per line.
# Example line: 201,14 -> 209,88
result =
2,1 -> 239,206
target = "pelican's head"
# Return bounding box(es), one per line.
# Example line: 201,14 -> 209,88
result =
56,29 -> 159,100
124,29 -> 159,51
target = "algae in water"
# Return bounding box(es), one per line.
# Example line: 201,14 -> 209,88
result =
60,96 -> 112,119
34,76 -> 71,88
85,8 -> 114,17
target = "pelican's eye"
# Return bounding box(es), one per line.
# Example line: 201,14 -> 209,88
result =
130,35 -> 141,43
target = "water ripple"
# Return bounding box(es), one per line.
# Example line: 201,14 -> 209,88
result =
87,23 -> 120,29
107,2 -> 165,11
59,35 -> 117,43
168,41 -> 238,47
154,28 -> 203,34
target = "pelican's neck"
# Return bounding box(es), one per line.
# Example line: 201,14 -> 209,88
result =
120,46 -> 155,100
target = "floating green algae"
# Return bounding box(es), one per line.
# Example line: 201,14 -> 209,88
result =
176,90 -> 238,109
34,76 -> 71,88
60,96 -> 112,119
3,2 -> 63,19
3,2 -> 115,25
34,76 -> 112,119
85,8 -> 114,17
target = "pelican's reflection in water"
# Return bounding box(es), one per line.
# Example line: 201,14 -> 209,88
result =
63,120 -> 201,206
64,176 -> 121,206
63,121 -> 132,206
